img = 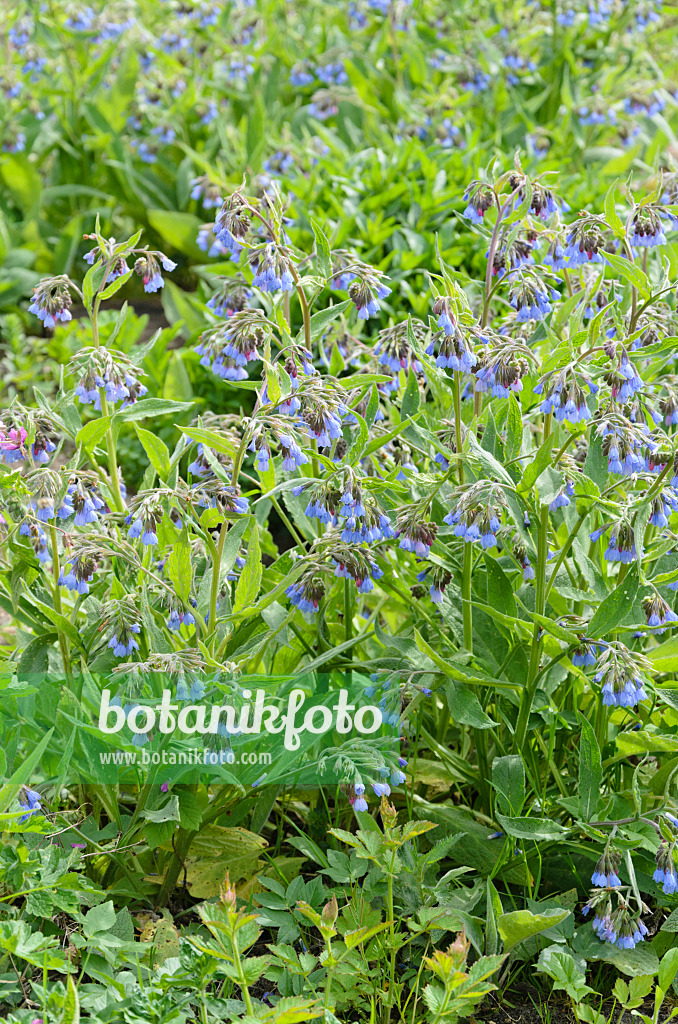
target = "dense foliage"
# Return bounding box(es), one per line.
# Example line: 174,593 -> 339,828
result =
4,2 -> 678,1023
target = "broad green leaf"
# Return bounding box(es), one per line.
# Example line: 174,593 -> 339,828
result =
495,815 -> 568,841
311,219 -> 332,279
587,564 -> 638,639
182,425 -> 238,459
134,424 -> 170,479
61,973 -> 80,1024
491,756 -> 525,817
445,681 -> 498,730
234,524 -> 262,613
577,713 -> 602,822
76,415 -> 112,449
604,180 -> 625,238
498,909 -> 570,953
167,532 -> 193,604
604,252 -> 651,300
114,398 -> 193,424
648,637 -> 678,672
516,434 -> 554,495
295,300 -> 351,346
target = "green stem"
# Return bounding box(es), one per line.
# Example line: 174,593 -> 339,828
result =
208,522 -> 228,648
344,578 -> 352,644
156,824 -> 197,908
452,371 -> 464,485
514,502 -> 549,754
545,510 -> 587,600
323,941 -> 336,1010
384,856 -> 397,1023
90,288 -> 125,513
462,544 -> 473,651
49,524 -> 70,675
230,928 -> 255,1015
453,371 -> 473,653
289,264 -> 312,349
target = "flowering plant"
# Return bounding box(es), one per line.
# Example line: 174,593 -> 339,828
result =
5,0 -> 678,1020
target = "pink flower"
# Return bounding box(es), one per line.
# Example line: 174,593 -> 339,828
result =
160,781 -> 169,793
0,426 -> 27,451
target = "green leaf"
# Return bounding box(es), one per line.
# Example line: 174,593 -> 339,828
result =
505,394 -> 522,462
220,517 -> 251,579
445,681 -> 498,730
604,252 -> 651,300
99,268 -> 134,301
495,815 -> 568,841
659,947 -> 678,993
649,636 -> 678,673
0,728 -> 54,812
516,434 -> 554,495
604,180 -> 625,238
182,425 -> 238,459
76,416 -> 112,449
583,433 -> 609,491
491,756 -> 525,817
142,796 -> 181,823
577,713 -> 602,822
167,532 -> 193,604
61,973 -> 80,1024
114,398 -> 193,424
134,424 -> 170,479
83,901 -> 117,938
498,909 -> 570,953
296,301 -> 351,345
530,613 -> 579,644
311,219 -> 332,279
401,366 -> 420,418
485,557 -> 517,618
587,564 -> 638,639
233,524 -> 262,613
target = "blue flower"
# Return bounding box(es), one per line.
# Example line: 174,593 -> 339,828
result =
108,624 -> 141,659
18,787 -> 42,822
563,225 -> 606,266
462,183 -> 495,224
286,577 -> 325,616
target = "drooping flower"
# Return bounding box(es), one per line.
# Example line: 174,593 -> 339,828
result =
563,221 -> 607,266
286,575 -> 326,616
591,848 -> 622,888
59,551 -> 98,595
594,642 -> 650,708
133,252 -> 176,293
654,842 -> 678,894
571,640 -> 601,667
642,593 -> 678,634
353,782 -> 368,812
444,483 -> 507,549
108,623 -> 141,659
396,514 -> 437,558
28,276 -> 73,329
629,207 -> 666,248
508,274 -> 555,322
348,274 -> 392,321
462,183 -> 495,224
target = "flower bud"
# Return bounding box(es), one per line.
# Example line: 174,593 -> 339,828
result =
321,895 -> 338,928
220,871 -> 237,909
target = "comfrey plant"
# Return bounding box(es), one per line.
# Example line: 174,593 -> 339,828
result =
9,155 -> 678,1017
